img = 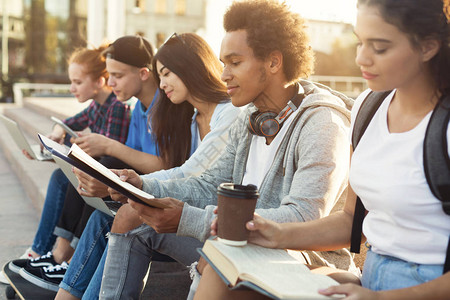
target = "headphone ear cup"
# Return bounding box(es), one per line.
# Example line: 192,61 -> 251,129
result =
247,111 -> 260,135
257,112 -> 279,137
248,111 -> 279,137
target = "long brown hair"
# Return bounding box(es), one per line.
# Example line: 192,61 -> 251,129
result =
151,33 -> 229,168
358,0 -> 450,96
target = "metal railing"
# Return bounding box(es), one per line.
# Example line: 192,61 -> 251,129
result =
10,76 -> 367,106
309,75 -> 368,99
13,82 -> 71,106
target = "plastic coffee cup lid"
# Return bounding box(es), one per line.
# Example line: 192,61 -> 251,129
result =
217,183 -> 259,199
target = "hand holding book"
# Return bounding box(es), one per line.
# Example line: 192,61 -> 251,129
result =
107,169 -> 143,203
38,134 -> 168,209
73,166 -> 112,198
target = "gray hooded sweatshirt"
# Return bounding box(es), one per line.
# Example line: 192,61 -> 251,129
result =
142,80 -> 356,270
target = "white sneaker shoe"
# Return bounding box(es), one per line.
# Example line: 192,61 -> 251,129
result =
0,270 -> 9,284
19,247 -> 33,259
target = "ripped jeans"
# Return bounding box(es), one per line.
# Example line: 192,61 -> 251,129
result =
99,224 -> 203,300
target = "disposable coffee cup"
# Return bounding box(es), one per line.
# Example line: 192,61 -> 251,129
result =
217,183 -> 259,246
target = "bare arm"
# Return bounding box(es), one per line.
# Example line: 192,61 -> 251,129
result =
319,272 -> 450,300
104,138 -> 165,174
73,133 -> 166,174
269,184 -> 358,251
213,148 -> 363,252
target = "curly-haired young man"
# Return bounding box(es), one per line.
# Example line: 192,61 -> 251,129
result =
99,0 -> 359,299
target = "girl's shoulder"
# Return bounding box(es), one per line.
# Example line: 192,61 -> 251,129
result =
350,89 -> 395,129
212,102 -> 242,124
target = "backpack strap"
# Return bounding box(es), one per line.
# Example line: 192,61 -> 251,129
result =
350,90 -> 392,253
423,95 -> 450,273
423,95 -> 450,213
446,239 -> 450,273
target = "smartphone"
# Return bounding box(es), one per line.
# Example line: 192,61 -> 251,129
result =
50,116 -> 79,139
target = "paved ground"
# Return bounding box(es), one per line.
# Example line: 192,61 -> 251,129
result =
0,146 -> 39,299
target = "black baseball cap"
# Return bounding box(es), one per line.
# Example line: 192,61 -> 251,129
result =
103,35 -> 154,68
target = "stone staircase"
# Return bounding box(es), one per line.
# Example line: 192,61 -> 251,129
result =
0,97 -> 89,212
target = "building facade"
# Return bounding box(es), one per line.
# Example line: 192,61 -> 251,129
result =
88,0 -> 207,50
0,0 -> 360,101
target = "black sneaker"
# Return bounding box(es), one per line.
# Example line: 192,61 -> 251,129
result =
8,252 -> 57,274
19,262 -> 69,292
8,259 -> 28,273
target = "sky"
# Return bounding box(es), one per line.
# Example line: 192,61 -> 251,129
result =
204,0 -> 358,56
286,0 -> 357,24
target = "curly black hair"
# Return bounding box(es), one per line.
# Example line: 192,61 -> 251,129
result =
223,0 -> 314,84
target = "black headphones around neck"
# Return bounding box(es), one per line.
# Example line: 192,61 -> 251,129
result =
247,88 -> 305,137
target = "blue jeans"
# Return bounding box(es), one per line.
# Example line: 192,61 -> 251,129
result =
83,249 -> 108,299
32,168 -> 69,255
361,249 -> 444,291
100,224 -> 202,300
60,210 -> 113,299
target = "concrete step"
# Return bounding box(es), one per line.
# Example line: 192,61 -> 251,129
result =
2,96 -> 89,144
24,97 -> 89,121
0,109 -> 57,213
0,97 -> 88,212
3,106 -> 56,141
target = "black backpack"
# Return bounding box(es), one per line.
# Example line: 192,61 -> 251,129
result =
350,91 -> 450,273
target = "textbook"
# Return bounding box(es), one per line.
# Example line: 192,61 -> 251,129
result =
38,134 -> 168,209
198,239 -> 342,300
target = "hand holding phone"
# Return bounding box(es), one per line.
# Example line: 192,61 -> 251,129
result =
51,116 -> 79,139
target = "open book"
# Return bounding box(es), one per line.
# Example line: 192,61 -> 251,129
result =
198,239 -> 342,300
38,134 -> 168,209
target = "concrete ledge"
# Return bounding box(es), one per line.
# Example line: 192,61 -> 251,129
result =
4,107 -> 55,140
142,261 -> 191,300
0,118 -> 57,212
0,97 -> 89,212
0,99 -> 75,212
24,97 -> 89,120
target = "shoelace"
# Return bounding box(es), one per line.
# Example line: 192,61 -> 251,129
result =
43,262 -> 69,273
31,251 -> 52,262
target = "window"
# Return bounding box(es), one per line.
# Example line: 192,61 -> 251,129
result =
133,0 -> 145,13
175,0 -> 186,15
156,32 -> 165,48
155,0 -> 166,14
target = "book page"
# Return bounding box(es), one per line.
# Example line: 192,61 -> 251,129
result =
68,143 -> 155,201
207,240 -> 340,299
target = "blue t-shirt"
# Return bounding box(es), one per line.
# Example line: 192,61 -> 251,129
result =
125,91 -> 159,155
